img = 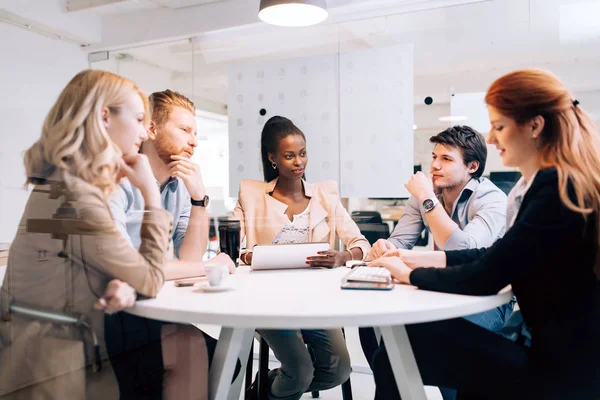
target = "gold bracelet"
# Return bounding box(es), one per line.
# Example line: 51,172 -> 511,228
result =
242,252 -> 251,265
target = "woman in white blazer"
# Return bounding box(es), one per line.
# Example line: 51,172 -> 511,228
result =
234,116 -> 370,400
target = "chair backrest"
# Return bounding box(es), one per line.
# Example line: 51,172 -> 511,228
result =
351,211 -> 383,224
493,181 -> 516,196
489,171 -> 521,196
356,223 -> 390,245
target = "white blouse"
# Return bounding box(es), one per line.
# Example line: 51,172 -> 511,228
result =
272,201 -> 311,244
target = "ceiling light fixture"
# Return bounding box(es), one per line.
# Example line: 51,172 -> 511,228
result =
258,0 -> 328,27
438,116 -> 468,122
413,124 -> 418,130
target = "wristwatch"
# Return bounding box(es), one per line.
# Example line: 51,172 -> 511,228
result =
191,195 -> 210,207
422,197 -> 439,213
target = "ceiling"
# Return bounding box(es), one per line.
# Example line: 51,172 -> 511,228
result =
86,0 -> 600,130
64,0 -> 226,14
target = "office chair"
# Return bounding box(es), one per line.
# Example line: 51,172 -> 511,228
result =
246,331 -> 353,400
489,171 -> 521,195
350,211 -> 383,224
356,222 -> 390,245
414,229 -> 429,247
8,303 -> 102,371
493,181 -> 517,196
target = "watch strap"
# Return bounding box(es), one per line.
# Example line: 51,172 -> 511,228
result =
191,195 -> 209,207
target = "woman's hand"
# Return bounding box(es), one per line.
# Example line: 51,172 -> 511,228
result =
119,154 -> 161,208
368,256 -> 412,284
306,251 -> 348,268
94,279 -> 137,314
383,249 -> 446,269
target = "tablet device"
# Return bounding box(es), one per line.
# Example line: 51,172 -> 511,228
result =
250,242 -> 330,271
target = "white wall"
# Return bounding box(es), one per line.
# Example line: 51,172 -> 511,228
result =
339,44 -> 414,198
0,24 -> 88,243
228,54 -> 341,193
227,45 -> 414,198
451,92 -> 516,174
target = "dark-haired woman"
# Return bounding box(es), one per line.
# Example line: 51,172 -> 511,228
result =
233,116 -> 370,400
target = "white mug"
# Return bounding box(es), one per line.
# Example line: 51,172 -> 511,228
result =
205,264 -> 228,287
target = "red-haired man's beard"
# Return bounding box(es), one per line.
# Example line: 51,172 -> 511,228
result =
154,134 -> 194,164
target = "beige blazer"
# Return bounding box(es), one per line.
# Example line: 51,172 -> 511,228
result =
233,178 -> 370,260
0,170 -> 172,384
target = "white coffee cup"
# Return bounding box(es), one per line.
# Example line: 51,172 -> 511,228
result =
205,264 -> 228,287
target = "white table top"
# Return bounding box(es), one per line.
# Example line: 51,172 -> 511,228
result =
128,266 -> 512,329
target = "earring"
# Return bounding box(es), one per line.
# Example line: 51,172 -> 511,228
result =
104,124 -> 109,130
271,162 -> 277,170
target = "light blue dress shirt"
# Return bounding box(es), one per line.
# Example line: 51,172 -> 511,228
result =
388,177 -> 507,251
109,177 -> 189,257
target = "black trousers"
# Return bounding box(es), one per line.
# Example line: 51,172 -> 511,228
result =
372,317 -> 600,400
105,312 -> 239,400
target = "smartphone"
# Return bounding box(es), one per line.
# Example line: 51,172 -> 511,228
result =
341,281 -> 394,291
174,277 -> 207,287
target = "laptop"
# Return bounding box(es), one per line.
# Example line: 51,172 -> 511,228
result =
250,242 -> 330,271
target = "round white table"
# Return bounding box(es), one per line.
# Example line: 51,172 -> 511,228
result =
128,266 -> 512,400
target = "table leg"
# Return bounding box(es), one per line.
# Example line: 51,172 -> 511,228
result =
227,332 -> 255,400
209,327 -> 255,400
379,325 -> 427,400
373,326 -> 382,344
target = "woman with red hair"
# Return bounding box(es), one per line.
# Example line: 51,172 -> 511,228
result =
370,69 -> 600,399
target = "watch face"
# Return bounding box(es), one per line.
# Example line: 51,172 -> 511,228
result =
203,195 -> 210,207
423,199 -> 434,210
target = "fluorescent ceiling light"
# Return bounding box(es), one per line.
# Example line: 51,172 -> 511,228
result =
259,0 -> 328,27
439,116 -> 468,122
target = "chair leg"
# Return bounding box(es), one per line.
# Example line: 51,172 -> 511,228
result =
341,378 -> 353,400
258,337 -> 270,400
306,345 -> 320,398
245,340 -> 254,400
340,328 -> 353,400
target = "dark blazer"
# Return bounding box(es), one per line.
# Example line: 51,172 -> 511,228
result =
410,168 -> 600,390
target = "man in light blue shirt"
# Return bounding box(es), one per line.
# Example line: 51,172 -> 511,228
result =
110,89 -> 230,279
107,90 -> 240,398
369,126 -> 507,255
363,126 -> 510,400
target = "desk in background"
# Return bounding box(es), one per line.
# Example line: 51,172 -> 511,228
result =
381,206 -> 405,228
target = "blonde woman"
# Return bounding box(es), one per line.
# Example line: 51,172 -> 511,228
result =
0,70 -> 210,399
370,69 -> 600,399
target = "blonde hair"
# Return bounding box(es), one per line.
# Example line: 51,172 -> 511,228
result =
485,68 -> 600,276
149,89 -> 195,127
24,70 -> 149,197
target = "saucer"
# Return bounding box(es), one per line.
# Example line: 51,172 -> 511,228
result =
194,284 -> 233,293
